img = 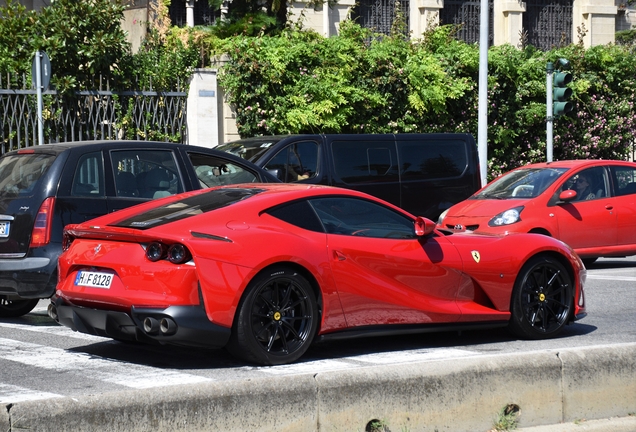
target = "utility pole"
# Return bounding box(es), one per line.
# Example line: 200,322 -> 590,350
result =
477,0 -> 489,187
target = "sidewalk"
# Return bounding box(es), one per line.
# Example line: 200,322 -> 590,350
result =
517,415 -> 636,431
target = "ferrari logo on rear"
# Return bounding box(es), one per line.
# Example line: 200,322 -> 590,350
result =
471,251 -> 480,263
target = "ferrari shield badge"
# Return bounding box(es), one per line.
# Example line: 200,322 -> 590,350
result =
471,251 -> 480,263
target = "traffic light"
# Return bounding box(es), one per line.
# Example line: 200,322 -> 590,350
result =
553,58 -> 573,117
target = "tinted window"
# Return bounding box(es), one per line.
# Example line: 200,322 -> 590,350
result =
331,140 -> 399,184
111,150 -> 184,199
611,166 -> 636,196
188,152 -> 258,187
72,152 -> 104,197
0,153 -> 55,197
398,140 -> 467,179
309,197 -> 416,239
264,141 -> 319,182
266,200 -> 324,232
111,188 -> 264,229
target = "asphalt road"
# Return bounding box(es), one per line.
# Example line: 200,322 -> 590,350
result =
1,256 -> 634,404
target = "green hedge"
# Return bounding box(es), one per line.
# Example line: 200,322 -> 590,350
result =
2,0 -> 634,177
216,23 -> 636,178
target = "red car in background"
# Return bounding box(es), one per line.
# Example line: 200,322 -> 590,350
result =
51,184 -> 586,365
438,160 -> 636,266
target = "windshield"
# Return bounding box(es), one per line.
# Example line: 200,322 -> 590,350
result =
474,167 -> 568,199
216,139 -> 281,162
0,153 -> 55,197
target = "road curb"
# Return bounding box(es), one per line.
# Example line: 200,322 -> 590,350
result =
4,343 -> 636,431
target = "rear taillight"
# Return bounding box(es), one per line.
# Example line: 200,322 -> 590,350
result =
30,197 -> 55,248
61,232 -> 74,252
145,241 -> 191,264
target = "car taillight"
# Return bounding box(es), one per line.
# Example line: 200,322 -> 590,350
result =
62,232 -> 74,252
145,241 -> 191,264
30,197 -> 55,248
146,242 -> 166,262
167,244 -> 191,264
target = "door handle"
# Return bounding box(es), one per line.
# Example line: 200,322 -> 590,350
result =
605,205 -> 614,210
334,251 -> 346,261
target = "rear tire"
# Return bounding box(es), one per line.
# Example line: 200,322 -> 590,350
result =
227,266 -> 318,365
0,297 -> 39,318
509,256 -> 572,339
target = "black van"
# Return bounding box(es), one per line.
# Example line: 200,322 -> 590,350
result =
217,134 -> 481,220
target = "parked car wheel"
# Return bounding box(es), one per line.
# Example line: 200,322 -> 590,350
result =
228,266 -> 319,365
509,255 -> 572,339
0,297 -> 39,318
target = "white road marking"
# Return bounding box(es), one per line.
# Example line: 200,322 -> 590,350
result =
260,348 -> 481,375
351,348 -> 480,364
0,337 -> 211,389
0,383 -> 62,404
259,358 -> 357,375
0,321 -> 108,342
586,275 -> 636,282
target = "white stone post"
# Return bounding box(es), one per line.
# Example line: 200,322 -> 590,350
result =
411,0 -> 443,39
187,68 -> 223,148
493,1 -> 526,47
572,0 -> 618,47
186,0 -> 195,27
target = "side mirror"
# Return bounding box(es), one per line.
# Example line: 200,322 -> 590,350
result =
414,217 -> 436,237
559,189 -> 577,202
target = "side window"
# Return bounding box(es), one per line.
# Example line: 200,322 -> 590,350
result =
331,140 -> 398,184
266,200 -> 324,232
561,167 -> 608,201
398,140 -> 467,179
110,150 -> 184,199
309,197 -> 416,239
612,166 -> 636,196
72,152 -> 104,197
263,141 -> 319,183
188,152 -> 258,187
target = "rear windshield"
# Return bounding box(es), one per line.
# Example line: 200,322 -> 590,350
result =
0,153 -> 55,197
111,187 -> 264,230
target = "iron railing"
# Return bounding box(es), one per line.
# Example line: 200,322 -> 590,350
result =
524,0 -> 573,50
0,74 -> 187,154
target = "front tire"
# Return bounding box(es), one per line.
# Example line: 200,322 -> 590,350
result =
509,256 -> 572,339
227,266 -> 319,365
0,297 -> 39,318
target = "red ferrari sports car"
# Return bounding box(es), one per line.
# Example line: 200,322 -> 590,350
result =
51,184 -> 587,365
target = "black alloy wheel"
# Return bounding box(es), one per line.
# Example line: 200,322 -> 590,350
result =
228,266 -> 318,365
509,255 -> 572,339
0,296 -> 40,318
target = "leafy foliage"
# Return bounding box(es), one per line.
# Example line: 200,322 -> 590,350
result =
1,0 -> 634,176
218,23 -> 636,179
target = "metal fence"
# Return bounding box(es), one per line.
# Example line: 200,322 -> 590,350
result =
524,0 -> 573,50
440,0 -> 494,45
0,74 -> 188,154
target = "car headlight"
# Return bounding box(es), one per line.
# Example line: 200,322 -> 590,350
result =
488,206 -> 524,227
437,208 -> 450,225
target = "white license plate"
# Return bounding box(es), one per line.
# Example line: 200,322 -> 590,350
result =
74,270 -> 114,289
0,222 -> 9,237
